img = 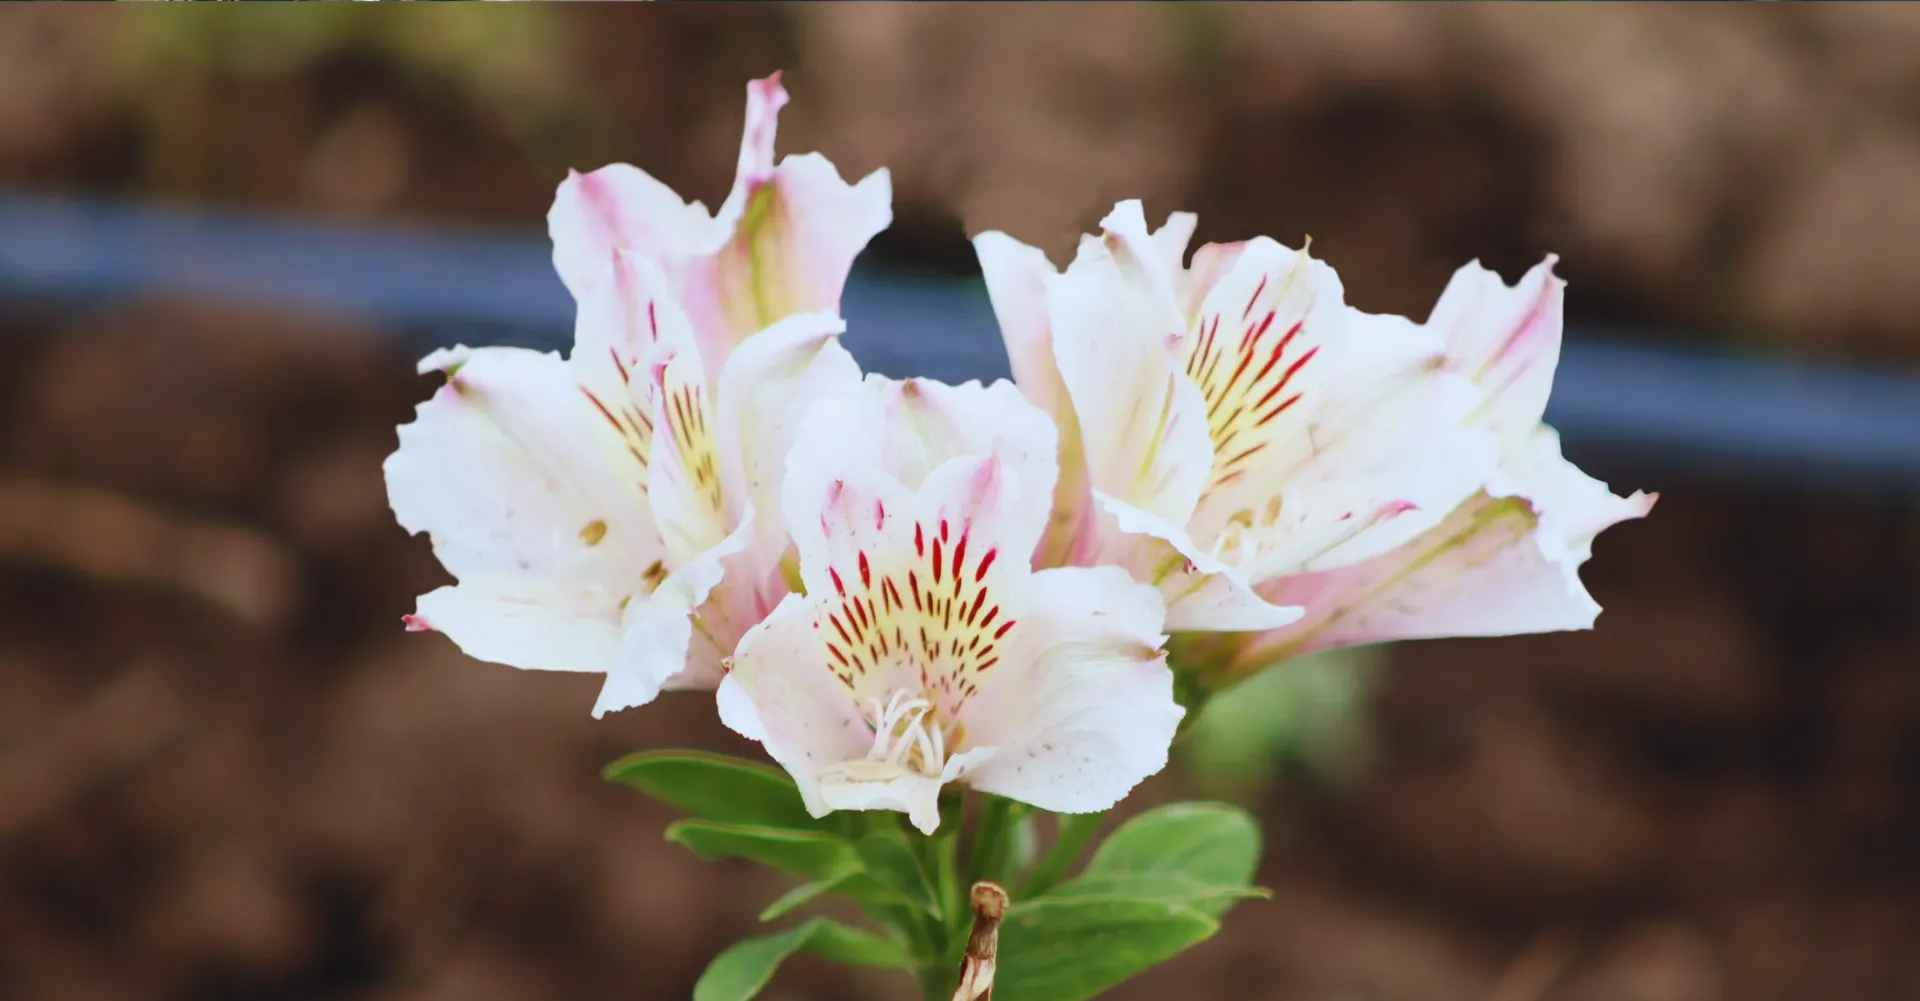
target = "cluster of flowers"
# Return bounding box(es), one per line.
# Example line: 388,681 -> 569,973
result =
385,75 -> 1652,836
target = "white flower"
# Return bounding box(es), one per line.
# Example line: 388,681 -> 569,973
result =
386,252 -> 859,717
976,201 -> 1500,635
386,71 -> 889,717
717,374 -> 1183,834
548,72 -> 891,378
1210,258 -> 1656,681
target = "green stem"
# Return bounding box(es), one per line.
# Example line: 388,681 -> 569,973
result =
966,795 -> 1013,889
1021,811 -> 1104,898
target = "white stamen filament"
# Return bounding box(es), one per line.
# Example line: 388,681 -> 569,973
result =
863,690 -> 947,777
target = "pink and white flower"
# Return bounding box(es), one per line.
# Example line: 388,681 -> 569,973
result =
386,73 -> 890,718
386,255 -> 857,716
548,72 -> 891,379
717,374 -> 1183,834
976,201 -> 1500,637
1206,258 -> 1656,680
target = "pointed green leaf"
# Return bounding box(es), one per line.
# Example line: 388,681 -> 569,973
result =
604,750 -> 823,830
758,866 -> 860,922
1039,871 -> 1270,913
666,820 -> 858,881
693,918 -> 911,1001
799,918 -> 913,968
993,897 -> 1220,1001
1080,802 -> 1261,915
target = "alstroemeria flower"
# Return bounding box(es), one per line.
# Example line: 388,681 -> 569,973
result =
548,72 -> 891,378
1194,258 -> 1655,683
385,251 -> 859,718
975,201 -> 1499,635
716,373 -> 1183,834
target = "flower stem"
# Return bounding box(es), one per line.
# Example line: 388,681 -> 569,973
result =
966,795 -> 1014,888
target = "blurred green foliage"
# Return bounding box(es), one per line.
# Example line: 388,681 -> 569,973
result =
1179,647 -> 1380,800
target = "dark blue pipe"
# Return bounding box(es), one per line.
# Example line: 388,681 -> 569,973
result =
1,190 -> 1915,488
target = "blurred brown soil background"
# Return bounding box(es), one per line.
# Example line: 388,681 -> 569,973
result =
1,5 -> 1918,1001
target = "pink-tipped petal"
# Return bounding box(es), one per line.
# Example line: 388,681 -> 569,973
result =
1429,256 -> 1564,444
1227,428 -> 1654,673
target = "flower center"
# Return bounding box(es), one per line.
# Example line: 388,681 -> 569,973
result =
822,689 -> 953,785
1206,491 -> 1296,569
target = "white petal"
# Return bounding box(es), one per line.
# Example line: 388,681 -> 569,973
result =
715,671 -> 768,742
548,164 -> 714,303
974,231 -> 1091,568
1177,238 -> 1344,515
1149,211 -> 1198,277
1428,257 -> 1563,444
1175,240 -> 1248,327
870,377 -> 1059,553
592,592 -> 694,719
385,346 -> 660,593
784,372 -> 1061,571
714,310 -> 859,583
720,594 -> 874,821
413,575 -> 623,674
961,566 -> 1183,814
593,508 -> 754,717
1203,307 -> 1502,579
646,345 -> 732,569
567,250 -> 702,457
975,232 -> 1066,427
818,768 -> 946,836
1094,491 -> 1303,632
782,451 -> 1041,705
1235,428 -> 1653,668
1049,202 -> 1212,526
678,75 -> 891,369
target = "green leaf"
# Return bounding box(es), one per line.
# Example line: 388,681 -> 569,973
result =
1080,802 -> 1261,915
1021,811 -> 1103,897
603,750 -> 823,830
693,918 -> 910,1001
757,866 -> 861,922
992,897 -> 1220,1001
1039,871 -> 1270,914
666,820 -> 859,881
854,831 -> 943,919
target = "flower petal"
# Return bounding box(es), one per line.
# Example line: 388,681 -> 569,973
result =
1222,427 -> 1653,674
1049,201 -> 1213,527
783,370 -> 1061,572
646,345 -> 731,569
1200,306 -> 1502,580
1175,240 -> 1247,327
1176,237 -> 1345,516
679,76 -> 891,370
960,565 -> 1183,814
594,508 -> 754,716
1091,490 -> 1304,632
718,595 -> 875,822
385,346 -> 661,593
781,453 -> 1039,705
870,377 -> 1058,554
551,74 -> 888,378
974,231 -> 1091,567
1428,257 -> 1564,444
715,311 -> 860,579
548,165 -> 714,304
1149,211 -> 1199,277
412,575 -> 623,674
